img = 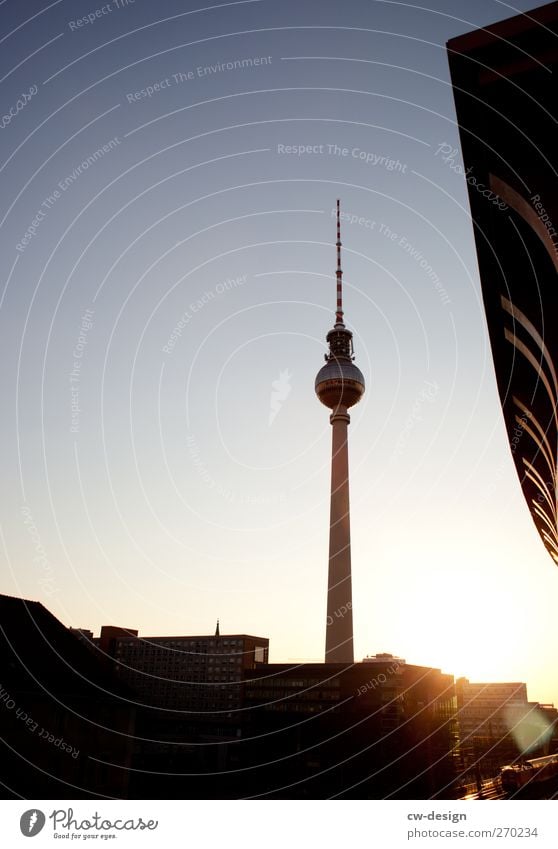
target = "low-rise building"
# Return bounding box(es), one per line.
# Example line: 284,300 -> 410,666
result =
456,677 -> 533,781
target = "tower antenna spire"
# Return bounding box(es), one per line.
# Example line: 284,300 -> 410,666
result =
336,199 -> 344,326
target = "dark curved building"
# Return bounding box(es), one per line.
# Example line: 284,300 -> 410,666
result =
448,2 -> 558,564
0,594 -> 135,799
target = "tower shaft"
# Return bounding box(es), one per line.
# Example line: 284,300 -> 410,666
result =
315,199 -> 364,665
325,406 -> 354,663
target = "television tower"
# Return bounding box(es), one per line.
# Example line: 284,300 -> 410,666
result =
315,200 -> 365,663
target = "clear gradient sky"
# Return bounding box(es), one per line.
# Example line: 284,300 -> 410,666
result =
1,0 -> 557,705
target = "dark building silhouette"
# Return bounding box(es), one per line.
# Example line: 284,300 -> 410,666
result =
234,659 -> 458,799
447,2 -> 558,564
113,654 -> 457,799
97,625 -> 139,657
11,596 -> 556,800
94,625 -> 268,797
83,624 -> 459,799
99,625 -> 268,712
68,627 -> 94,644
0,595 -> 134,799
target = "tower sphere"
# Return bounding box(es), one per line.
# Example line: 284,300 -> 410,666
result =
315,352 -> 365,409
315,322 -> 365,409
